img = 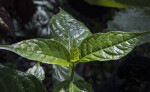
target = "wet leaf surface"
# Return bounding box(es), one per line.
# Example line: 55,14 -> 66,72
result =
49,8 -> 92,51
27,62 -> 45,81
79,31 -> 147,62
0,39 -> 70,67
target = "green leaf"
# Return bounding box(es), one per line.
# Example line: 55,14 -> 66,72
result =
106,8 -> 150,45
49,8 -> 92,51
59,88 -> 65,92
0,38 -> 70,67
52,65 -> 84,85
52,80 -> 93,92
74,80 -> 94,92
70,39 -> 79,62
53,81 -> 82,92
79,31 -> 147,63
0,64 -> 47,92
69,82 -> 82,92
52,80 -> 70,92
27,62 -> 45,81
85,0 -> 150,8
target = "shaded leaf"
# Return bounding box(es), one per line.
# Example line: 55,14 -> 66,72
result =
79,31 -> 147,63
74,80 -> 94,92
52,80 -> 70,92
106,8 -> 150,44
49,8 -> 92,51
85,0 -> 150,8
27,62 -> 45,81
52,80 -> 93,92
0,38 -> 70,67
0,64 -> 47,92
52,65 -> 84,85
0,6 -> 15,38
69,82 -> 82,92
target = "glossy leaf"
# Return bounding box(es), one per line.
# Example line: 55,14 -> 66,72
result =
106,8 -> 150,45
27,62 -> 45,81
48,8 -> 92,51
85,0 -> 150,8
0,64 -> 47,92
0,38 -> 70,67
69,82 -> 82,92
52,65 -> 84,85
79,31 -> 147,63
70,39 -> 79,62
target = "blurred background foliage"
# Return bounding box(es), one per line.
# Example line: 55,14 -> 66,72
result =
0,0 -> 150,92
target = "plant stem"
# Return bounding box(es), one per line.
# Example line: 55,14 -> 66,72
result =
70,63 -> 74,82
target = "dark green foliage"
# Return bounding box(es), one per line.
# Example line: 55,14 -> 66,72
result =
0,8 -> 149,92
0,64 -> 47,92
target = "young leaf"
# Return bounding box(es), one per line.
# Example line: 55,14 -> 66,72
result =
85,0 -> 150,8
69,82 -> 82,92
79,31 -> 148,63
70,39 -> 79,62
0,38 -> 70,67
52,65 -> 84,85
0,64 -> 47,92
27,62 -> 45,81
49,8 -> 92,51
